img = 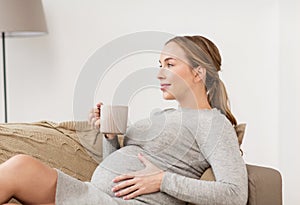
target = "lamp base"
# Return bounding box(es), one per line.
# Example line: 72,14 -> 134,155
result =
2,32 -> 8,123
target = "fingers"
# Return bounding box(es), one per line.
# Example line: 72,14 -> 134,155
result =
137,153 -> 160,174
88,102 -> 103,129
89,114 -> 100,130
112,178 -> 138,195
91,117 -> 100,129
113,174 -> 134,183
112,154 -> 162,201
112,178 -> 143,200
88,108 -> 100,122
112,169 -> 164,200
116,185 -> 142,200
122,189 -> 144,200
138,153 -> 151,166
96,102 -> 103,108
96,102 -> 103,118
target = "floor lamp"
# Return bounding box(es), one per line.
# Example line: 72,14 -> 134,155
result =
0,0 -> 48,123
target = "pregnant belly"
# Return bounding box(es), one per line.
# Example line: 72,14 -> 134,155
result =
90,146 -> 145,195
90,146 -> 183,205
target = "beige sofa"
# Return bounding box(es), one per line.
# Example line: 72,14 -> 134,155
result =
0,121 -> 282,205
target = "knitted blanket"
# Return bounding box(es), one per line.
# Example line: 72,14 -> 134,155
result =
0,121 -> 100,181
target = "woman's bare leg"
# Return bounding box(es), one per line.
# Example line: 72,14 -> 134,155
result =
3,204 -> 54,205
0,154 -> 57,204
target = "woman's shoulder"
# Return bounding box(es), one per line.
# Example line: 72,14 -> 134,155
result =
184,108 -> 234,139
179,107 -> 222,122
205,109 -> 237,142
150,107 -> 177,116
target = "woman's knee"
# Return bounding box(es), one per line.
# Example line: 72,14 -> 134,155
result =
4,154 -> 36,170
0,155 -> 35,198
0,154 -> 57,204
1,154 -> 46,182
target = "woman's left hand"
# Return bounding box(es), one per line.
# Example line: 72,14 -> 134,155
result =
112,153 -> 164,200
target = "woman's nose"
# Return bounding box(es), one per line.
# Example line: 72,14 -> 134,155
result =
157,67 -> 166,80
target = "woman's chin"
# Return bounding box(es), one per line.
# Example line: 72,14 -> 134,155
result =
162,93 -> 175,100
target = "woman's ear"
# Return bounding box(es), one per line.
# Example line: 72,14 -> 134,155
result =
194,66 -> 206,83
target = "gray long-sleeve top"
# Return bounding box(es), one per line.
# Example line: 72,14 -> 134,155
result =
101,107 -> 248,205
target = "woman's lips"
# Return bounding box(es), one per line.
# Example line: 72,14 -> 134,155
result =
160,84 -> 171,91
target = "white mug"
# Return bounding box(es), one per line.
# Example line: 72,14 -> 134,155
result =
100,105 -> 128,134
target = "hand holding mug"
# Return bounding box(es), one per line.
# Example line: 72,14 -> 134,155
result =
88,103 -> 127,140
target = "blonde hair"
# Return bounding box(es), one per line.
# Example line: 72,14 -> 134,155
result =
166,36 -> 237,126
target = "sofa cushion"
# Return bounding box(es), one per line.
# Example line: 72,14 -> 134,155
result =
235,123 -> 246,146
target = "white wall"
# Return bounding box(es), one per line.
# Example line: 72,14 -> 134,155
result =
0,0 -> 298,203
279,0 -> 300,204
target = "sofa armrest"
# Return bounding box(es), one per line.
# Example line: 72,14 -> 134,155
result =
247,164 -> 282,205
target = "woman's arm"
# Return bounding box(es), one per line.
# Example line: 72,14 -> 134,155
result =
160,120 -> 248,205
102,134 -> 120,159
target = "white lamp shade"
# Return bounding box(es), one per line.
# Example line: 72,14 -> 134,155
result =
0,0 -> 48,37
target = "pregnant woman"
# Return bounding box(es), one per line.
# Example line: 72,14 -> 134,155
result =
0,35 -> 248,205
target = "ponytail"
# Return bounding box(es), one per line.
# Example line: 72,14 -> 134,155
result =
207,78 -> 237,126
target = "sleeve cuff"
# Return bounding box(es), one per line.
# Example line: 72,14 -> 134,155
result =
160,171 -> 173,193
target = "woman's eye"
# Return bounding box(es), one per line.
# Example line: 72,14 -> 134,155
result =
158,63 -> 173,68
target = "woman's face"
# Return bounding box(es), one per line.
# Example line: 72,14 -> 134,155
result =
157,42 -> 197,101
